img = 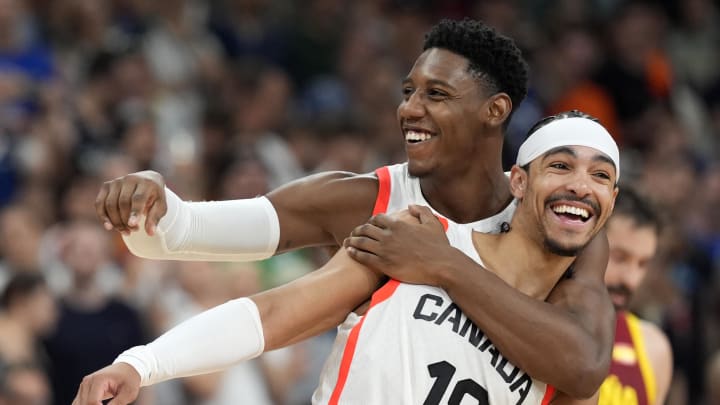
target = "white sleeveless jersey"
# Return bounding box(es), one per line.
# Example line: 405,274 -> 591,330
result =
312,163 -> 555,405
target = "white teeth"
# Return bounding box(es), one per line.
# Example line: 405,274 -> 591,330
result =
405,130 -> 432,142
552,204 -> 589,219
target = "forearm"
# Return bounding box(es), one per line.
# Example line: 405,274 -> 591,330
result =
115,297 -> 265,386
438,253 -> 612,397
115,250 -> 381,386
123,187 -> 280,261
255,249 -> 383,350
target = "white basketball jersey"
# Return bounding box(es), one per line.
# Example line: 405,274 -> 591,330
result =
312,164 -> 555,405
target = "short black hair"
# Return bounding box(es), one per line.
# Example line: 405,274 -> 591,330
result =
423,18 -> 529,111
612,186 -> 662,234
0,272 -> 47,309
526,110 -> 600,137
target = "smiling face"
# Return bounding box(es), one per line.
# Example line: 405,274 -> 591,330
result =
511,145 -> 619,256
397,48 -> 505,178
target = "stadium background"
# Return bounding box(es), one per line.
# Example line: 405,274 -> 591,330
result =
0,0 -> 719,403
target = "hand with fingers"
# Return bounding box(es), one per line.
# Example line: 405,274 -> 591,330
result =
72,363 -> 140,405
95,171 -> 167,236
344,204 -> 467,286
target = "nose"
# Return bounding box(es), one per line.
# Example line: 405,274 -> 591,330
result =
397,90 -> 425,120
564,173 -> 592,198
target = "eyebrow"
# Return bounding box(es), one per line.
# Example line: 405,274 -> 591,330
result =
542,146 -> 576,161
401,77 -> 457,91
542,146 -> 617,170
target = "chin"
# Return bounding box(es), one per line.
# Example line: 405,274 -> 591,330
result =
406,161 -> 432,178
544,238 -> 584,257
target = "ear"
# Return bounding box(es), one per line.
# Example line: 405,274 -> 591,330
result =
484,92 -> 512,129
509,165 -> 527,199
609,185 -> 619,213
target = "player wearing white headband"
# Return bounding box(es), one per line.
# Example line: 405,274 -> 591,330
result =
74,111 -> 618,405
517,115 -> 620,180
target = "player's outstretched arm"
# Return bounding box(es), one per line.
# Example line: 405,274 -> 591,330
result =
96,170 -> 378,261
345,205 -> 613,398
72,249 -> 383,405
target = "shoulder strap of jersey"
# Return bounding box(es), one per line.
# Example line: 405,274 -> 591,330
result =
626,312 -> 657,405
372,166 -> 391,215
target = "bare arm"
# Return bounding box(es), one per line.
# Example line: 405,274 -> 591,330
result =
345,206 -> 614,398
96,170 -> 378,257
253,248 -> 384,350
267,171 -> 379,251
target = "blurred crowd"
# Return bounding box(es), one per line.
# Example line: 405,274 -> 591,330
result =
0,0 -> 718,404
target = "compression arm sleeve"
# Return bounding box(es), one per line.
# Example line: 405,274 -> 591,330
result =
122,187 -> 280,261
114,297 -> 265,386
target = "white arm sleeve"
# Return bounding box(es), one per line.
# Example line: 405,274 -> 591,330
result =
114,297 -> 265,386
122,187 -> 280,261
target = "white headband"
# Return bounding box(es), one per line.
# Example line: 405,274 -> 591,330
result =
516,117 -> 620,180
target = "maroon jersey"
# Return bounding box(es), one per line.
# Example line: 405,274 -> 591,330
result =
598,311 -> 656,405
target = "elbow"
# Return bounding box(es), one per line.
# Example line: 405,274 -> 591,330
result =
569,365 -> 607,399
558,353 -> 609,399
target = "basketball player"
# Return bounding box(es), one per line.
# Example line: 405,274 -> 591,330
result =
93,19 -> 613,397
598,188 -> 672,405
75,112 -> 619,404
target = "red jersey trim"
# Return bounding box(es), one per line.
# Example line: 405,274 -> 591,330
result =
328,165 -> 451,403
328,280 -> 401,404
329,166 -> 394,404
541,385 -> 556,405
372,166 -> 391,216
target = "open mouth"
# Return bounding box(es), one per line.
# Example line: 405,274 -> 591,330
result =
405,129 -> 436,144
550,203 -> 593,223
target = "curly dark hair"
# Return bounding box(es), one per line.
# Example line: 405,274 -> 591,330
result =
423,18 -> 529,111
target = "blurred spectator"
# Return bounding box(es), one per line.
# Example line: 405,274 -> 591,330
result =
208,0 -> 289,66
0,0 -> 54,132
42,221 -> 144,405
543,26 -> 621,142
230,64 -> 303,188
314,119 -> 373,174
0,204 -> 44,287
667,0 -> 720,94
0,361 -> 51,405
0,272 -> 57,365
594,1 -> 673,150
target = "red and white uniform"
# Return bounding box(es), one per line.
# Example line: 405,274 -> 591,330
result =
312,164 -> 555,405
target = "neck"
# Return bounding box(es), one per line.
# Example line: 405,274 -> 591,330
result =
473,228 -> 576,300
419,147 -> 511,223
66,275 -> 107,310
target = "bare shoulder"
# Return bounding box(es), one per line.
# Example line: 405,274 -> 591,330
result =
267,170 -> 381,248
638,319 -> 672,363
638,318 -> 673,405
